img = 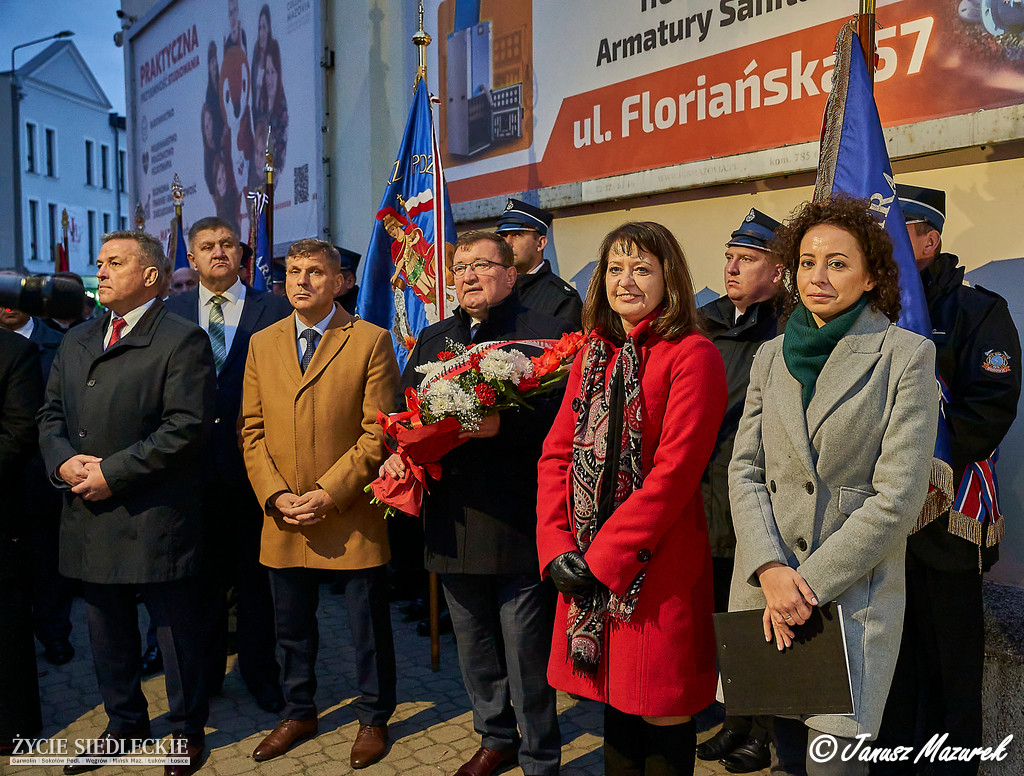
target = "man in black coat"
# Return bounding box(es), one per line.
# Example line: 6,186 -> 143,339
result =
0,281 -> 74,665
383,231 -> 572,776
496,198 -> 583,329
166,216 -> 291,713
873,186 -> 1022,776
0,327 -> 44,750
695,208 -> 782,774
38,230 -> 215,776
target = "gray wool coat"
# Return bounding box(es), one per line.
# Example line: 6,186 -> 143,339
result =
728,305 -> 938,739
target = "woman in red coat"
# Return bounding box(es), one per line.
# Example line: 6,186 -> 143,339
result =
537,221 -> 726,776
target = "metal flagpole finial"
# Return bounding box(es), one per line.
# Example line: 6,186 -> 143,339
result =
61,208 -> 69,231
171,173 -> 184,210
412,0 -> 431,89
265,125 -> 274,172
134,202 -> 146,232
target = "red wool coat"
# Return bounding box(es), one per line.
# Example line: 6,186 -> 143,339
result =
537,322 -> 726,716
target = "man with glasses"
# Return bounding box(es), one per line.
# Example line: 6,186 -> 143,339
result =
383,232 -> 573,776
872,185 -> 1021,776
496,198 -> 582,329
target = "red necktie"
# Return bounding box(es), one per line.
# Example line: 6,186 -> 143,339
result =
107,317 -> 127,349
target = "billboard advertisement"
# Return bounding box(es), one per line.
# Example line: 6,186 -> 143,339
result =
429,0 -> 1024,203
128,0 -> 322,249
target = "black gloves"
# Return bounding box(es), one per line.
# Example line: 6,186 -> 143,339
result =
548,551 -> 598,600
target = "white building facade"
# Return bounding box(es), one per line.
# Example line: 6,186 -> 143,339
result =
0,40 -> 128,278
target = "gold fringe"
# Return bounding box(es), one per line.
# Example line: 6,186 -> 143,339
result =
986,515 -> 1005,548
912,458 -> 955,535
813,21 -> 857,202
948,511 -> 984,546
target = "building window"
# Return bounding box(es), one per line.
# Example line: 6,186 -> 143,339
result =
45,128 -> 56,177
103,212 -> 111,235
120,215 -> 127,230
88,210 -> 96,264
101,145 -> 110,189
48,203 -> 57,258
85,140 -> 94,186
26,122 -> 37,173
118,150 -> 126,192
28,200 -> 40,261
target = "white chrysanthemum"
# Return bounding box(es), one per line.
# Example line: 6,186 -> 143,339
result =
479,349 -> 534,383
415,359 -> 447,383
422,379 -> 478,419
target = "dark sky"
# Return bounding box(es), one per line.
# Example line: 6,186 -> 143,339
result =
2,0 -> 127,114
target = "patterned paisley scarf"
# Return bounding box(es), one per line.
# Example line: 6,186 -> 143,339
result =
566,332 -> 647,676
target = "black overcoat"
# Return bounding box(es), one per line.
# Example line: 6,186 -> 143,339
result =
401,293 -> 573,575
37,301 -> 215,584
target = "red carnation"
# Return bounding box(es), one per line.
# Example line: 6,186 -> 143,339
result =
469,352 -> 483,371
474,383 -> 497,406
438,350 -> 456,361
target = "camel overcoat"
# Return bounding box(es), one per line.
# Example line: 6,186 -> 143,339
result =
537,321 -> 727,716
728,306 -> 938,739
241,309 -> 399,570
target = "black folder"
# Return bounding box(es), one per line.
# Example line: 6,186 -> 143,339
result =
713,602 -> 854,717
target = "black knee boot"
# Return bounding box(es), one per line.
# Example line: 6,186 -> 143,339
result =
643,718 -> 696,776
604,704 -> 645,776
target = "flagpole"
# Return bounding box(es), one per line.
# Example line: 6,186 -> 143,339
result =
171,173 -> 184,267
60,208 -> 69,273
265,126 -> 275,281
859,0 -> 876,86
134,202 -> 146,232
413,0 -> 443,673
246,191 -> 258,284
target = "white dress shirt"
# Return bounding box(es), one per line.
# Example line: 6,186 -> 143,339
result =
103,298 -> 157,348
198,277 -> 246,357
293,304 -> 337,363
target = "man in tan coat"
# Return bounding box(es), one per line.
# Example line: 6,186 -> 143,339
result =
241,239 -> 400,769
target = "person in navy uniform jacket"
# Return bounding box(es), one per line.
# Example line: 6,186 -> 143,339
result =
873,185 -> 1022,776
165,216 -> 292,713
496,198 -> 583,329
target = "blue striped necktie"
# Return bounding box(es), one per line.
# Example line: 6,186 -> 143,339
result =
208,295 -> 227,373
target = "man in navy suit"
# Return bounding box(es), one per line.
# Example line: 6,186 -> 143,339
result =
165,216 -> 292,713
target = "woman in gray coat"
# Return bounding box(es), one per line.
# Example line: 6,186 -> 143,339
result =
729,197 -> 938,775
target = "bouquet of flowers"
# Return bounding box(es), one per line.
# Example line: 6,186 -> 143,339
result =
366,331 -> 585,517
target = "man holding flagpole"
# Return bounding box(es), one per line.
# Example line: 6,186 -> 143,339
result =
872,186 -> 1021,776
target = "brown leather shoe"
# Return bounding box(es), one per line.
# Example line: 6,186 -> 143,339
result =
164,733 -> 205,776
453,746 -> 518,776
252,718 -> 318,761
349,724 -> 389,769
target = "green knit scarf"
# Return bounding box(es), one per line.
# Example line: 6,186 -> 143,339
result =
783,296 -> 869,409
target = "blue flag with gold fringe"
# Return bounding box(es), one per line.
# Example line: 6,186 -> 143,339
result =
815,22 -> 962,538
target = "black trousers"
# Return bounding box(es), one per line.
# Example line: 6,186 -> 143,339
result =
268,565 -> 396,724
199,485 -> 279,695
442,573 -> 561,776
871,559 -> 985,776
771,716 -> 867,776
82,578 -> 208,737
0,570 -> 42,745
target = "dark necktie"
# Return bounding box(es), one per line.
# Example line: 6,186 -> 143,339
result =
470,322 -> 481,342
300,328 -> 319,374
106,317 -> 126,349
208,295 -> 227,373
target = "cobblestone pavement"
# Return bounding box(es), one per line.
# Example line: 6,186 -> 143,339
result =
8,589 -> 764,776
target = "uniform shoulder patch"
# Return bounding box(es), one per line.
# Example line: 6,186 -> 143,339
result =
982,350 -> 1012,374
